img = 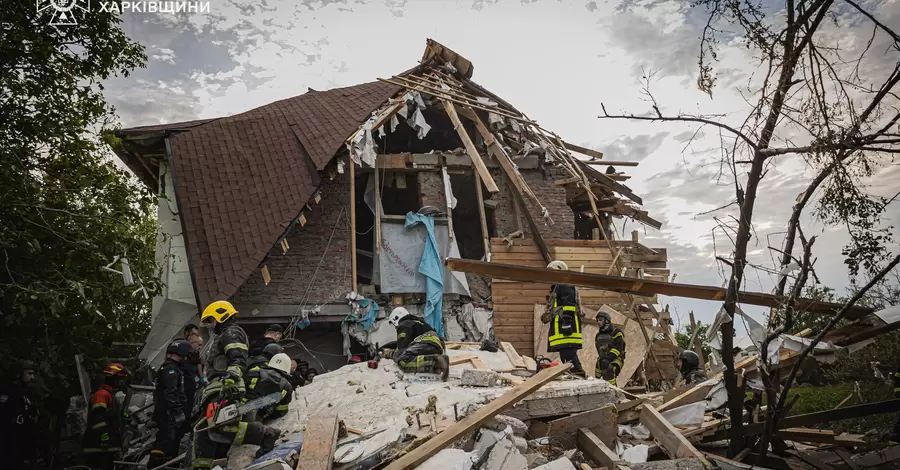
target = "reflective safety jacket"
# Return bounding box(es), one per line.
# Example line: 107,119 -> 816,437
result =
595,326 -> 626,366
82,384 -> 123,453
547,284 -> 583,352
203,320 -> 250,382
245,367 -> 293,421
396,315 -> 438,352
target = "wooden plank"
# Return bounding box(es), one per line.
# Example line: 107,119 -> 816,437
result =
688,311 -> 706,369
441,100 -> 499,193
740,399 -> 900,436
470,357 -> 487,370
296,413 -> 339,470
563,141 -> 605,160
640,404 -> 707,461
584,160 -> 640,167
474,171 -> 491,260
501,342 -> 526,369
448,258 -> 872,318
349,161 -> 357,292
532,405 -> 617,449
449,354 -> 477,365
658,384 -> 714,412
383,364 -> 572,470
577,428 -> 623,470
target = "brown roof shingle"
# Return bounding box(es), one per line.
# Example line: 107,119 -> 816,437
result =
151,80 -> 399,307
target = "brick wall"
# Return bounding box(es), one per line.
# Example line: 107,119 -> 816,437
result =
417,172 -> 446,209
490,168 -> 574,240
232,172 -> 352,306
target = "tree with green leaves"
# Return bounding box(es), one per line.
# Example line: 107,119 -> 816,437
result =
675,320 -> 712,360
0,0 -> 154,431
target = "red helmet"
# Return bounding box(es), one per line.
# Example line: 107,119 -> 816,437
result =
103,363 -> 129,377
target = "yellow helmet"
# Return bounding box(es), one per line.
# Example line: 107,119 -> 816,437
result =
201,300 -> 238,325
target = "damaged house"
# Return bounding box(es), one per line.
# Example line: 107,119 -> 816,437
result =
114,39 -> 674,383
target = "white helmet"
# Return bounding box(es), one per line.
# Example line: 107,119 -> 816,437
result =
388,307 -> 409,328
547,260 -> 568,271
268,353 -> 292,374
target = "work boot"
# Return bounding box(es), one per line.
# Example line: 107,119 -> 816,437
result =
435,354 -> 450,382
147,450 -> 167,469
254,426 -> 282,459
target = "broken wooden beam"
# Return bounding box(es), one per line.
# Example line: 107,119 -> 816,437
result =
584,160 -> 640,167
530,404 -> 617,449
444,258 -> 873,317
739,398 -> 900,436
563,141 -> 605,160
296,413 -> 339,470
382,363 -> 572,470
441,100 -> 499,193
640,404 -> 708,462
577,428 -> 624,470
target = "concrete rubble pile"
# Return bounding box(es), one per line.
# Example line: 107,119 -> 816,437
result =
224,344 -> 769,470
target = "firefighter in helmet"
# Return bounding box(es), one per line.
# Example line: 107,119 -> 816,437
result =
81,363 -> 129,470
594,310 -> 625,385
541,261 -> 586,377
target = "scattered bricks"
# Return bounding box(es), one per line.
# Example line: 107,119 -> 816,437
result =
532,457 -> 577,470
483,414 -> 528,436
461,369 -> 504,387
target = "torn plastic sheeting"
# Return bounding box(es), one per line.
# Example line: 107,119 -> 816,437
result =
777,261 -> 801,286
349,124 -> 377,167
660,401 -> 706,427
706,306 -> 734,343
409,108 -> 432,140
442,166 -> 458,211
705,377 -> 728,410
376,220 -> 469,295
458,303 -> 493,342
781,334 -> 840,363
390,114 -> 400,133
619,443 -> 649,464
618,423 -> 650,440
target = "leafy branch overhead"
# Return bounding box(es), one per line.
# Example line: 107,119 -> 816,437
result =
0,2 -> 153,399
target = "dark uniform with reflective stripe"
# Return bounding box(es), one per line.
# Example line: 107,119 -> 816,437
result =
595,326 -> 625,385
192,319 -> 274,469
546,284 -> 585,375
150,358 -> 188,467
81,384 -> 123,469
393,315 -> 445,373
245,367 -> 292,422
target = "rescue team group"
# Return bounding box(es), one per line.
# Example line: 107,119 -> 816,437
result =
1,260 -> 706,470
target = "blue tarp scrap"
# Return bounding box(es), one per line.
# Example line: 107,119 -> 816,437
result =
342,296 -> 380,331
404,212 -> 444,338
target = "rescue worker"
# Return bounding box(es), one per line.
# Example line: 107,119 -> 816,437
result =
184,333 -> 204,414
248,343 -> 285,372
594,310 -> 625,385
245,353 -> 293,422
192,301 -> 281,469
678,350 -> 707,385
0,360 -> 39,470
149,339 -> 191,469
249,324 -> 284,358
286,358 -> 306,389
541,261 -> 586,377
82,363 -> 129,470
388,307 -> 450,381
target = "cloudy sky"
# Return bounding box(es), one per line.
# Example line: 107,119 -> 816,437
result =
103,0 -> 900,332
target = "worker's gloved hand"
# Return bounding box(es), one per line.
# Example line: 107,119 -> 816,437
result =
99,432 -> 111,449
198,376 -> 207,386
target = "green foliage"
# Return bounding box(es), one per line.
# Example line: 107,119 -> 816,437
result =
0,2 -> 152,402
780,383 -> 895,437
769,284 -> 848,334
675,320 -> 712,360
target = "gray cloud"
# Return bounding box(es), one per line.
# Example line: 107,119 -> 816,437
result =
595,132 -> 670,162
600,10 -> 699,78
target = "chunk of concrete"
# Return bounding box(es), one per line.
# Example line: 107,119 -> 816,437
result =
483,414 -> 528,436
525,453 -> 550,469
484,439 -> 527,470
461,368 -> 504,387
472,426 -> 514,460
505,379 -> 619,420
417,448 -> 475,470
512,436 -> 528,453
532,457 -> 577,470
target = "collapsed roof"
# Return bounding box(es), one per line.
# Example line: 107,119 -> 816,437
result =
115,39 -> 656,310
